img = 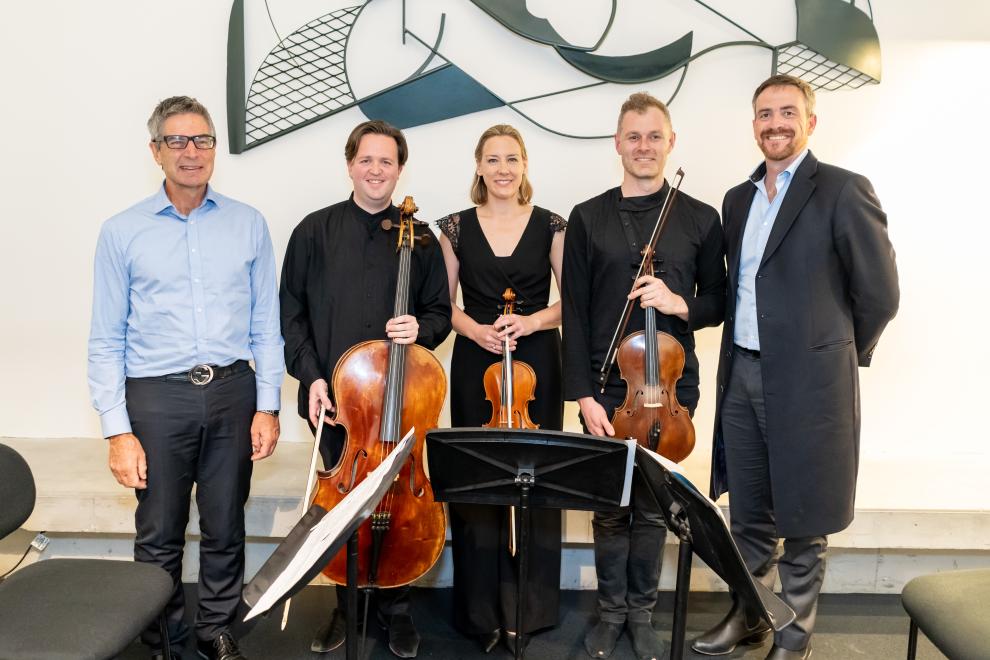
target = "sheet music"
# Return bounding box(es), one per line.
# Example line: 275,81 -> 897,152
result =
639,446 -> 726,523
244,429 -> 415,621
619,439 -> 636,507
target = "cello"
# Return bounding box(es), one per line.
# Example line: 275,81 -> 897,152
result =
311,196 -> 447,589
599,169 -> 696,462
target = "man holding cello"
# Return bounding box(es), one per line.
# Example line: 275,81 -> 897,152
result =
692,75 -> 899,660
279,119 -> 451,658
561,92 -> 726,660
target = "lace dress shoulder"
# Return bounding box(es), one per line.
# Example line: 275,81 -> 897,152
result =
548,211 -> 567,233
435,212 -> 461,251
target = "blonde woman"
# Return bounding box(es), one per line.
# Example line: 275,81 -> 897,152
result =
437,125 -> 566,652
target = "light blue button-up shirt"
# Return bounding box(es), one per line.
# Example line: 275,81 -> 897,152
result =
733,149 -> 809,350
88,184 -> 284,438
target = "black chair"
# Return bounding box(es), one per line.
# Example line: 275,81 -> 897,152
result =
902,568 -> 990,660
0,442 -> 174,660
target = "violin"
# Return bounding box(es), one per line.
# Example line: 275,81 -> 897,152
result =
312,196 -> 447,588
600,169 -> 695,462
482,287 -> 539,558
483,288 -> 539,431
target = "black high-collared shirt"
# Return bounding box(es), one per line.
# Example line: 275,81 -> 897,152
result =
561,184 -> 726,412
280,197 -> 452,418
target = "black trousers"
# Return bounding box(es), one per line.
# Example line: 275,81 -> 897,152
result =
312,422 -> 410,618
582,395 -> 669,625
721,350 -> 827,651
127,368 -> 256,649
449,502 -> 561,634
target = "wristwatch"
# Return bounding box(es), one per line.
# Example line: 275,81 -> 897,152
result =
257,409 -> 279,417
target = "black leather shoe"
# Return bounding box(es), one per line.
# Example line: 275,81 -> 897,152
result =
765,644 -> 811,659
584,620 -> 624,659
196,632 -> 246,660
691,601 -> 770,655
627,621 -> 669,660
311,607 -> 347,653
384,613 -> 420,658
478,629 -> 500,653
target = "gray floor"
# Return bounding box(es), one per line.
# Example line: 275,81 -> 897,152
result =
117,587 -> 945,659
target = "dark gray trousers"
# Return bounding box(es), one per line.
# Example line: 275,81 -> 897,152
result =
721,350 -> 827,651
591,473 -> 668,624
127,367 -> 256,650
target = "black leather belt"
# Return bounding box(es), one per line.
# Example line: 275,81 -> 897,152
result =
159,360 -> 250,385
734,344 -> 761,359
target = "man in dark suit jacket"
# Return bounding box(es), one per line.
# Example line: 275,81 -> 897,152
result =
691,75 -> 899,660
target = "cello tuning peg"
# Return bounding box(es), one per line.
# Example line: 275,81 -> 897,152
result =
380,219 -> 394,231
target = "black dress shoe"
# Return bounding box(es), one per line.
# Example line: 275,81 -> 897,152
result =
691,601 -> 770,655
765,644 -> 811,659
478,629 -> 501,653
311,607 -> 347,652
627,621 -> 669,660
383,612 -> 420,658
196,632 -> 247,660
583,620 -> 624,659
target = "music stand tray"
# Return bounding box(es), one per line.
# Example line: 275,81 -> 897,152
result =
635,446 -> 796,660
426,427 -> 635,658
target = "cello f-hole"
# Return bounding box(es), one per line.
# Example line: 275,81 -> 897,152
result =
338,448 -> 368,493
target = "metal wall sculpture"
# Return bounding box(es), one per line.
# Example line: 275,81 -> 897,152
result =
227,0 -> 882,154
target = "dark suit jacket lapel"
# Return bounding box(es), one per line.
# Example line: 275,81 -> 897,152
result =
759,152 -> 818,268
726,180 -> 758,288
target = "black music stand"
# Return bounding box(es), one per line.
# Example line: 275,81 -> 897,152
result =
634,446 -> 796,660
426,427 -> 636,660
241,433 -> 415,660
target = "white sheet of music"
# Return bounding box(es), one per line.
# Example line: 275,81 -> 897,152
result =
620,439 -> 636,507
244,429 -> 415,621
639,446 -> 726,523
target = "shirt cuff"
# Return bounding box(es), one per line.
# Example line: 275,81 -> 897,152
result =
256,385 -> 281,411
100,405 -> 132,438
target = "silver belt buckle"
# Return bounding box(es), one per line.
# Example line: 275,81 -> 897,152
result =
189,364 -> 215,386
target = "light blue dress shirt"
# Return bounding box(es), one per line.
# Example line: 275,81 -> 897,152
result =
88,184 -> 284,438
733,149 -> 809,350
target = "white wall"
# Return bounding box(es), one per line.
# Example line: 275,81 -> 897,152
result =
1,0 -> 988,508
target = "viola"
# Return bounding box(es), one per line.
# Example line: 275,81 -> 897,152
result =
600,169 -> 695,462
312,196 -> 447,588
611,247 -> 695,461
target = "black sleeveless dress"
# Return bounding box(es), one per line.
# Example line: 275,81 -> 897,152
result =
437,206 -> 566,635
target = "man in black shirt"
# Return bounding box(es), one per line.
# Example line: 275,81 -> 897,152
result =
561,93 -> 725,660
280,120 -> 452,658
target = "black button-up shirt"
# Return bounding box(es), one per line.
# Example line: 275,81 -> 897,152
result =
561,184 -> 726,412
280,197 -> 452,418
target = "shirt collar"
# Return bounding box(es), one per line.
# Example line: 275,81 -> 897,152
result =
149,183 -> 221,218
749,148 -> 810,187
348,194 -> 394,236
616,180 -> 670,213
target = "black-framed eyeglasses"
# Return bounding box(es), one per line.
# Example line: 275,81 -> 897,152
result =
155,134 -> 217,150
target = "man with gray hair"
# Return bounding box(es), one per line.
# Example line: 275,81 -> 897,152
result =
88,95 -> 284,660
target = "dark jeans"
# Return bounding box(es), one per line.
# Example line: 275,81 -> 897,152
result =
591,472 -> 668,624
127,368 -> 256,650
310,422 -> 410,618
722,350 -> 827,651
582,395 -> 669,625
